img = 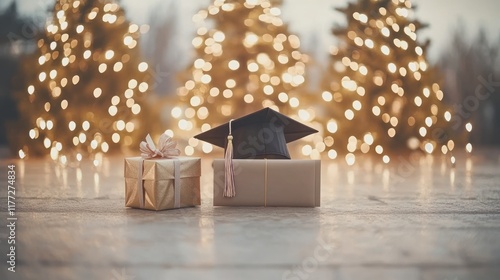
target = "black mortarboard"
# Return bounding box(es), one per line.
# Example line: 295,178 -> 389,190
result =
195,107 -> 317,197
194,107 -> 318,159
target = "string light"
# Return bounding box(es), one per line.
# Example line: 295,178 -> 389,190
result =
320,0 -> 470,164
18,0 -> 150,164
172,0 -> 315,157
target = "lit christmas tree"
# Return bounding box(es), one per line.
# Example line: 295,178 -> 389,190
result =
321,0 -> 471,164
170,0 -> 320,157
16,0 -> 151,164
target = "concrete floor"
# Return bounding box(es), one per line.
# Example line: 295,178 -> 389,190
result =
0,149 -> 500,280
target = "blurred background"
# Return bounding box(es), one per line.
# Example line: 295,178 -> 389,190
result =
0,0 -> 499,161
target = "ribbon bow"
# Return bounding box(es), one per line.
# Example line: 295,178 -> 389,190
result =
140,133 -> 180,159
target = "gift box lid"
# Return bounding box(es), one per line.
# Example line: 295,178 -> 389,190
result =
124,157 -> 201,180
194,107 -> 317,159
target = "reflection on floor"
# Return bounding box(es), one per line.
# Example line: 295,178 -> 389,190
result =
1,149 -> 499,280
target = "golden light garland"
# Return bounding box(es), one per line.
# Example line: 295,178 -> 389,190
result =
171,0 -> 320,157
321,0 -> 471,165
18,0 -> 150,165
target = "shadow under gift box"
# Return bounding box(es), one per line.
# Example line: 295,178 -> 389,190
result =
124,157 -> 201,210
213,159 -> 321,207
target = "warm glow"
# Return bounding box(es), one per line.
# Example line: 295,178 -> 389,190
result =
345,109 -> 354,120
465,123 -> 472,132
228,60 -> 240,70
328,149 -> 337,159
466,143 -> 472,153
138,62 -> 148,72
322,91 -> 332,102
388,63 -> 397,73
289,97 -> 299,108
105,50 -> 115,60
381,45 -> 390,55
424,142 -> 434,154
363,133 -> 374,145
345,153 -> 355,166
327,119 -> 338,133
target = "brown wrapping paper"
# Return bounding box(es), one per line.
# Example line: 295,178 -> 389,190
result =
213,159 -> 320,207
124,157 -> 201,210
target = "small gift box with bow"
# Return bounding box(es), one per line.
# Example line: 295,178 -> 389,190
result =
124,133 -> 201,210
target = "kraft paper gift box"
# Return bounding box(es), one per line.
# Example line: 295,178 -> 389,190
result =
194,108 -> 321,207
124,157 -> 201,210
213,159 -> 321,207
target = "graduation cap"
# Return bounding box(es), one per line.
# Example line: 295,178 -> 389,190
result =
194,107 -> 317,197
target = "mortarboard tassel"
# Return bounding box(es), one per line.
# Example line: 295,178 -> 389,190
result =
224,119 -> 236,197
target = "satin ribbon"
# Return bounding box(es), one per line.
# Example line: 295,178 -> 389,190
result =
137,133 -> 181,209
173,159 -> 181,208
138,159 -> 145,208
140,133 -> 180,159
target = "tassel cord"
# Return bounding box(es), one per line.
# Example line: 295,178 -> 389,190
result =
224,119 -> 236,197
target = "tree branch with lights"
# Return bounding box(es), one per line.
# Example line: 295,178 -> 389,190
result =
15,0 -> 152,164
169,0 -> 320,157
320,0 -> 471,164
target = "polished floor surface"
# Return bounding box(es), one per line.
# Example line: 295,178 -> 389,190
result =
0,150 -> 499,280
